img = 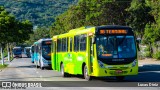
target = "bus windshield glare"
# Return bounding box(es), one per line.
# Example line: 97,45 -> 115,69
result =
96,35 -> 136,59
42,42 -> 51,60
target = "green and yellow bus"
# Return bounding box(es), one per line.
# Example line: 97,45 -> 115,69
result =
51,25 -> 138,80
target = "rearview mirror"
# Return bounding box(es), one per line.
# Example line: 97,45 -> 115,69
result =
136,38 -> 141,51
136,38 -> 141,44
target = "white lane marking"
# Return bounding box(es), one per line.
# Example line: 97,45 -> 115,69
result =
40,75 -> 42,78
43,79 -> 47,81
40,75 -> 47,81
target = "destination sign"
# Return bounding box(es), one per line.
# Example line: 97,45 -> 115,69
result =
42,41 -> 51,45
100,29 -> 127,34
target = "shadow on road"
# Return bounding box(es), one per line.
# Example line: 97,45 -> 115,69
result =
21,56 -> 31,58
139,64 -> 160,72
65,64 -> 160,82
15,65 -> 36,68
61,74 -> 121,82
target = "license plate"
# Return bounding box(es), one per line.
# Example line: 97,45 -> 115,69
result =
115,70 -> 123,74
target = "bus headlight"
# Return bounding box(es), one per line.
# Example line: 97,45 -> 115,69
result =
98,60 -> 105,68
132,60 -> 137,67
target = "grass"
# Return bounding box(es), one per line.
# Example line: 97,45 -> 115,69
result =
10,56 -> 14,61
0,64 -> 8,70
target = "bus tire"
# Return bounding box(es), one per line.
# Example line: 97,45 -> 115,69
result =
40,67 -> 44,70
39,61 -> 44,70
116,76 -> 125,81
83,65 -> 92,81
36,64 -> 39,68
61,64 -> 68,77
36,62 -> 39,68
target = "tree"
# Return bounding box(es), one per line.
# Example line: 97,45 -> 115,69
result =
142,0 -> 160,57
26,27 -> 50,45
50,0 -> 131,36
126,0 -> 154,38
0,6 -> 33,64
0,6 -> 15,64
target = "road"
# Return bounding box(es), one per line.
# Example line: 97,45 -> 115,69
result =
0,54 -> 160,90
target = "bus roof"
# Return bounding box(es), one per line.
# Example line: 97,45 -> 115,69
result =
34,41 -> 38,45
24,47 -> 31,49
68,26 -> 95,34
56,33 -> 71,38
13,47 -> 22,49
37,38 -> 52,43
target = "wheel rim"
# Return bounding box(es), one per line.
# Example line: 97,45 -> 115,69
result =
84,66 -> 88,79
39,61 -> 42,69
61,65 -> 64,76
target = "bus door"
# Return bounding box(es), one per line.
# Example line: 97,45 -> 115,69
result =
87,35 -> 94,75
38,44 -> 41,65
52,40 -> 57,70
67,37 -> 74,74
90,36 -> 94,73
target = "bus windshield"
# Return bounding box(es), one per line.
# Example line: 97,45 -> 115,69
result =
42,43 -> 51,60
96,35 -> 136,59
13,49 -> 22,53
31,46 -> 34,53
26,48 -> 30,53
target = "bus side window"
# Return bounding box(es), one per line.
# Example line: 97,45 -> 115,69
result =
67,37 -> 68,52
80,34 -> 86,51
70,38 -> 72,52
51,41 -> 53,52
74,35 -> 80,52
57,39 -> 62,52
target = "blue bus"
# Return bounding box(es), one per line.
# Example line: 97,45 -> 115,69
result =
34,38 -> 52,70
31,45 -> 34,63
24,47 -> 31,58
13,47 -> 22,58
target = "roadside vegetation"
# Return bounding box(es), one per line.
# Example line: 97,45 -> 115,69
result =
0,6 -> 33,65
0,64 -> 8,70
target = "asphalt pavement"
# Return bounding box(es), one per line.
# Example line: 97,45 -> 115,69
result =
0,54 -> 160,90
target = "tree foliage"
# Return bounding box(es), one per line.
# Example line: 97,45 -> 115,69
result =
126,0 -> 154,38
143,0 -> 160,45
0,6 -> 33,64
50,0 -> 131,36
26,27 -> 50,45
0,6 -> 33,45
0,0 -> 78,27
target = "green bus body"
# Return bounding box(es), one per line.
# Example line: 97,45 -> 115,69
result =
51,25 -> 138,79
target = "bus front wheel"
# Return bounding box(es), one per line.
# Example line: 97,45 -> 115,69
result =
39,61 -> 44,70
36,62 -> 39,68
36,64 -> 39,68
83,65 -> 92,81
